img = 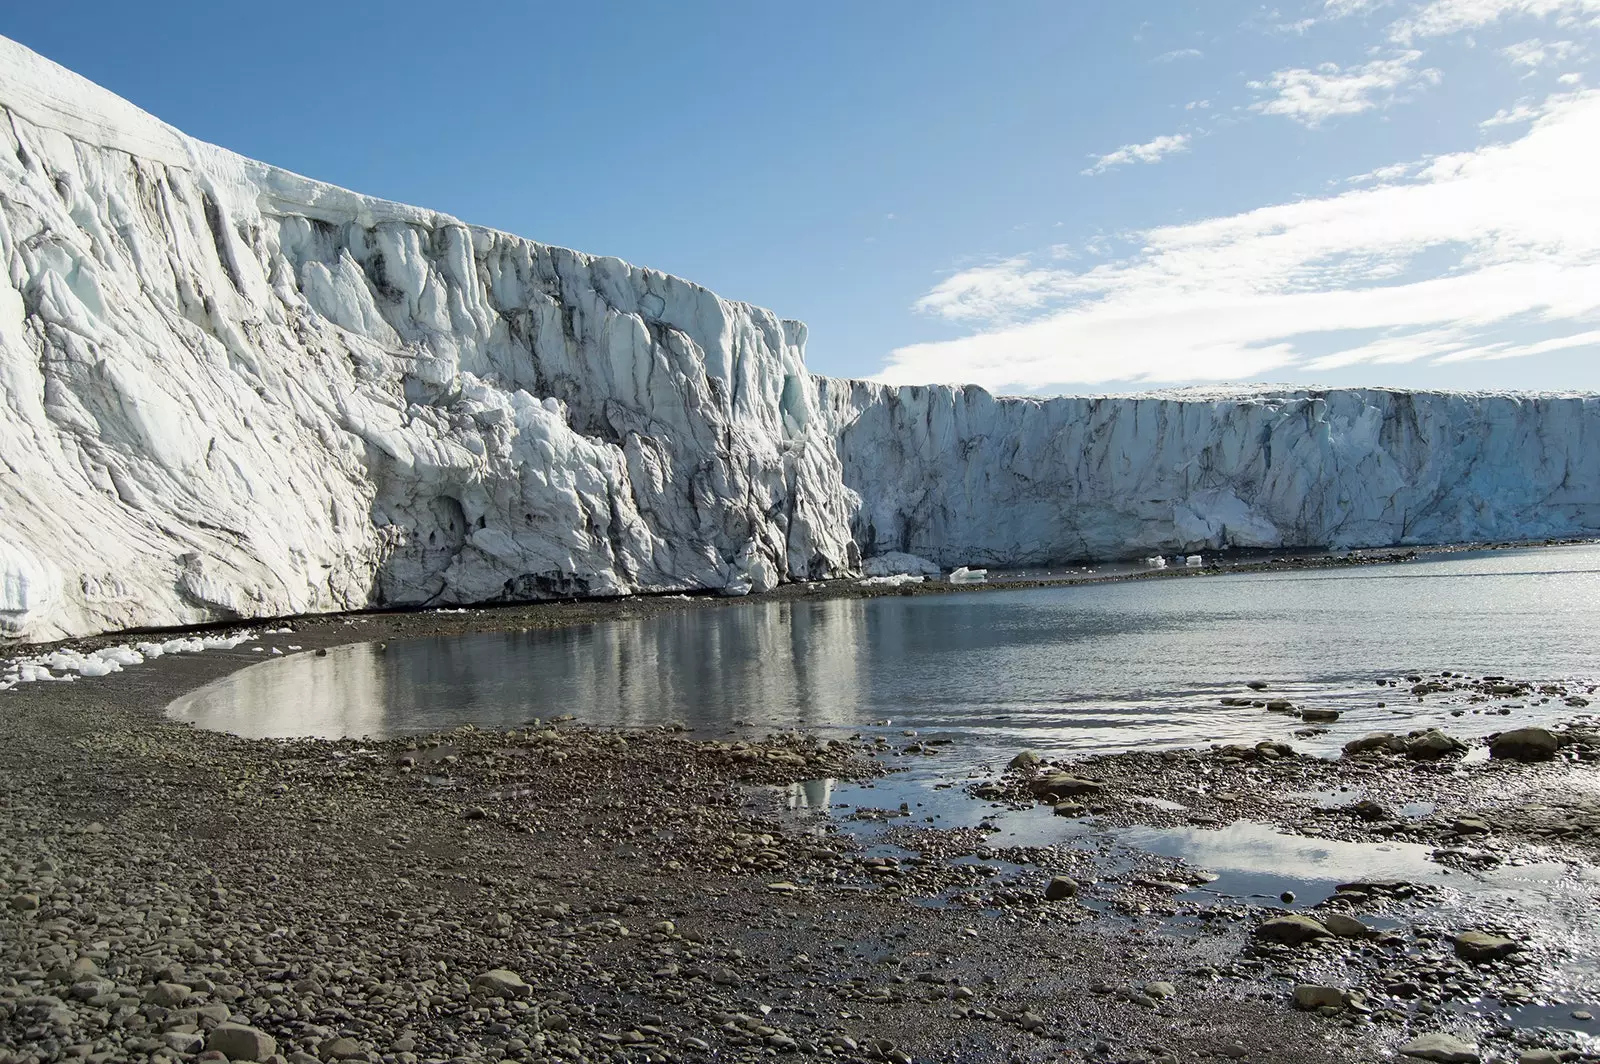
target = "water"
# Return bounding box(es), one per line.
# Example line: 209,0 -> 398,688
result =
169,544 -> 1600,750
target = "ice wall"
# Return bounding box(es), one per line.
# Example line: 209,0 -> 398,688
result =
0,36 -> 857,642
2,36 -> 1597,643
820,380 -> 1600,565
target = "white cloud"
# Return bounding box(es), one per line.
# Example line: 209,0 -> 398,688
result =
1186,99 -> 1212,110
1391,0 -> 1600,42
881,90 -> 1600,391
1325,0 -> 1393,14
1502,36 -> 1586,64
1080,133 -> 1192,175
1156,48 -> 1204,61
1249,52 -> 1442,126
1481,99 -> 1547,123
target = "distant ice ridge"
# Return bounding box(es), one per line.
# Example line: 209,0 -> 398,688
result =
2,35 -> 1599,643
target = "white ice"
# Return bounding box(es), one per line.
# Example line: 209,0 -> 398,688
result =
2,34 -> 1599,644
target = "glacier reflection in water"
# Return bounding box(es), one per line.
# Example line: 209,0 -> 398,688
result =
168,544 -> 1600,748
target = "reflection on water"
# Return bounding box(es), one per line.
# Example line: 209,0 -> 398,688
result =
169,544 -> 1600,746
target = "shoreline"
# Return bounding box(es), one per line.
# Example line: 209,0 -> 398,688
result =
11,536 -> 1595,663
3,543 -> 1599,1064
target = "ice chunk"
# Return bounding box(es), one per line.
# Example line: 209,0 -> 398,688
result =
948,567 -> 989,584
1143,556 -> 1168,569
858,574 -> 925,587
1185,555 -> 1204,568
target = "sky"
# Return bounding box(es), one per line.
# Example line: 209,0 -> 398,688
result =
4,1 -> 1599,395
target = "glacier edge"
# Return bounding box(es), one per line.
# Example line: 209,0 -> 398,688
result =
2,34 -> 1598,643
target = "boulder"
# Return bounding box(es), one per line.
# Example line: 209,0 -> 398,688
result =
1405,730 -> 1467,760
1299,708 -> 1340,722
1292,984 -> 1344,1010
1321,912 -> 1371,938
471,968 -> 531,999
1398,1033 -> 1479,1062
1489,727 -> 1560,762
206,1024 -> 278,1062
1030,774 -> 1103,799
1007,751 -> 1041,770
1453,931 -> 1518,962
1343,733 -> 1405,756
1253,915 -> 1331,945
1043,876 -> 1079,901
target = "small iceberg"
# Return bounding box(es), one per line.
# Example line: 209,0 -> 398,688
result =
1143,556 -> 1168,570
1185,555 -> 1204,568
858,574 -> 925,588
948,566 -> 989,584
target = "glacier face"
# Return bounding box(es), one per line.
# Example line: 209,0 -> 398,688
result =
2,36 -> 1597,643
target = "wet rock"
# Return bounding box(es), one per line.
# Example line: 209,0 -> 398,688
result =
1453,931 -> 1518,962
1253,915 -> 1330,945
1292,984 -> 1344,1010
1343,733 -> 1405,756
1517,1051 -> 1563,1064
318,1036 -> 363,1060
1405,730 -> 1468,760
1348,799 -> 1390,821
1397,1033 -> 1479,1062
1490,727 -> 1560,762
1044,876 -> 1079,901
1321,913 -> 1370,938
1031,774 -> 1103,799
1299,708 -> 1340,723
1247,681 -> 1270,691
1008,751 -> 1041,770
206,1024 -> 278,1062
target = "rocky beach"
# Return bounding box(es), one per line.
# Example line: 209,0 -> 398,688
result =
5,570 -> 1599,1064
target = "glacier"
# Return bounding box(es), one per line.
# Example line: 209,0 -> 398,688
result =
2,34 -> 1598,643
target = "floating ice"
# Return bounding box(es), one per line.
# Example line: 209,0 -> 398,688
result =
948,567 -> 989,584
1144,557 -> 1169,570
857,574 -> 926,587
1185,555 -> 1204,569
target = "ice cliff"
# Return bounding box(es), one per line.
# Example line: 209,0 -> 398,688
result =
3,36 -> 1598,642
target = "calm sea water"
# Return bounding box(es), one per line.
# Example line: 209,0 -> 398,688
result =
169,543 -> 1600,754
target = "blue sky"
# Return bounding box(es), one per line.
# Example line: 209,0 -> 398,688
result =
5,1 -> 1599,393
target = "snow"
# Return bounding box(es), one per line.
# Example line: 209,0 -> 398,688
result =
3,34 -> 1600,643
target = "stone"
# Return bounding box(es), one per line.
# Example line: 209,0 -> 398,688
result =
1253,915 -> 1331,945
1143,981 -> 1175,1000
1007,751 -> 1041,770
1490,727 -> 1560,762
1043,876 -> 1079,901
1292,984 -> 1344,1010
1517,1052 -> 1561,1064
1030,774 -> 1103,799
318,1037 -> 363,1060
1453,931 -> 1518,962
470,969 -> 531,999
1343,733 -> 1405,756
147,982 -> 192,1007
1397,1033 -> 1479,1062
1299,708 -> 1340,722
1321,912 -> 1370,937
9,893 -> 40,912
1405,730 -> 1467,760
206,1025 -> 279,1062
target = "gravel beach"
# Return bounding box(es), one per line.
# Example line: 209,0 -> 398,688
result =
4,558 -> 1599,1064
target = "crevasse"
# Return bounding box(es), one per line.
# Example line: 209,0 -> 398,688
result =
1,36 -> 1596,643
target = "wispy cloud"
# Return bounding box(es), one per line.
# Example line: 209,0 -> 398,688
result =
1155,47 -> 1204,62
1080,133 -> 1192,175
1501,36 -> 1586,65
1249,52 -> 1442,126
1391,0 -> 1600,42
882,90 -> 1600,391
